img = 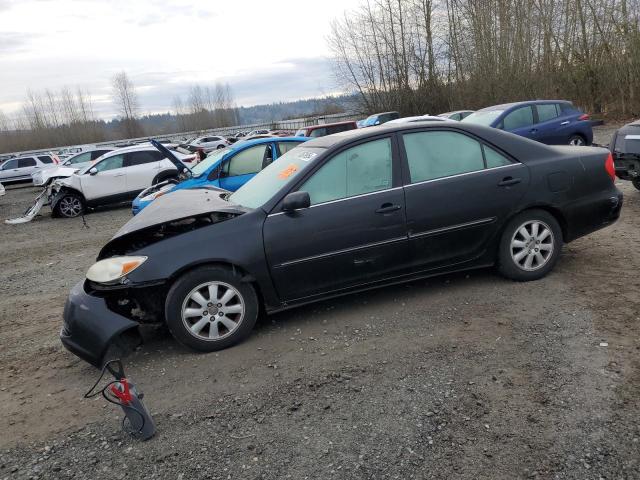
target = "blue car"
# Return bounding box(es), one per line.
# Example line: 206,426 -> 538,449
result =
462,100 -> 593,146
132,137 -> 307,214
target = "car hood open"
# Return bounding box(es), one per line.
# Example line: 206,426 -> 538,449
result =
113,187 -> 249,239
150,139 -> 192,175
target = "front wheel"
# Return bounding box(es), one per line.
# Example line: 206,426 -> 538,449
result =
165,266 -> 259,352
497,210 -> 563,281
216,144 -> 226,150
632,178 -> 640,191
53,193 -> 85,218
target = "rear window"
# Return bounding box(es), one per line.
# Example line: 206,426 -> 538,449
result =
38,155 -> 54,164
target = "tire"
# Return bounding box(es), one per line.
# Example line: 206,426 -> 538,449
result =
53,192 -> 85,218
497,209 -> 563,282
153,173 -> 178,185
568,134 -> 586,146
216,144 -> 226,150
165,266 -> 259,352
632,178 -> 640,191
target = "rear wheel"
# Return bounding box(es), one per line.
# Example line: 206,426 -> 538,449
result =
165,266 -> 259,352
632,178 -> 640,191
216,144 -> 226,150
568,134 -> 586,146
498,210 -> 562,281
54,192 -> 85,218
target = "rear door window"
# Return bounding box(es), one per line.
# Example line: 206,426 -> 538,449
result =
18,158 -> 37,168
277,142 -> 300,156
536,104 -> 559,123
124,151 -> 164,167
503,106 -> 534,130
402,131 -> 484,183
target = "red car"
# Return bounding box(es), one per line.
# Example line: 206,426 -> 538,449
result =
295,121 -> 358,138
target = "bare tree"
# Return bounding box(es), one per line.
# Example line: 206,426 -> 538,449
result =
111,71 -> 142,137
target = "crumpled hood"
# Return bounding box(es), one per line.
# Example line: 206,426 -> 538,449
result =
113,187 -> 248,239
34,166 -> 78,185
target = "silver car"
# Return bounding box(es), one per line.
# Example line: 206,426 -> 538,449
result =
0,155 -> 57,183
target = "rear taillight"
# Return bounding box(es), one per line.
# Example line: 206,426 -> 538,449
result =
578,113 -> 590,121
605,153 -> 616,182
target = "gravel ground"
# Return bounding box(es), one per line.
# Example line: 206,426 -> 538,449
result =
0,126 -> 639,479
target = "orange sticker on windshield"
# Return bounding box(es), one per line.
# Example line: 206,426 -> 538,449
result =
278,164 -> 298,179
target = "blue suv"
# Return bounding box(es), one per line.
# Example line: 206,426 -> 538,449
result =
132,137 -> 307,214
462,100 -> 593,146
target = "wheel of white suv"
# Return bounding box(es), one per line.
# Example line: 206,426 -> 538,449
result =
632,178 -> 640,191
165,266 -> 259,352
53,192 -> 85,218
498,209 -> 563,281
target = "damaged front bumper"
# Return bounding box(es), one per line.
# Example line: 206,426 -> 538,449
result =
60,281 -> 141,368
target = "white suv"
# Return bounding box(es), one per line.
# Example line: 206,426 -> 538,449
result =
32,148 -> 115,186
50,144 -> 182,218
189,136 -> 228,152
0,155 -> 57,183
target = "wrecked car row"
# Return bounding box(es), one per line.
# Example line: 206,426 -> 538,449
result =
59,122 -> 622,368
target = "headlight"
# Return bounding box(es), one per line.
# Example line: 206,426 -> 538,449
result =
86,256 -> 147,284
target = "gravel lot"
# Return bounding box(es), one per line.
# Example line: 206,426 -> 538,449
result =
1,126 -> 639,479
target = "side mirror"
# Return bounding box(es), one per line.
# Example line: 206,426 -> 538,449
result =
88,167 -> 98,175
282,191 -> 310,213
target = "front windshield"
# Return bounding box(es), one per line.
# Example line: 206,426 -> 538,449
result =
229,146 -> 324,209
363,115 -> 378,127
190,148 -> 229,177
461,110 -> 504,127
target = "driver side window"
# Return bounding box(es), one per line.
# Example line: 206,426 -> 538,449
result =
94,154 -> 124,172
226,145 -> 268,176
300,138 -> 393,205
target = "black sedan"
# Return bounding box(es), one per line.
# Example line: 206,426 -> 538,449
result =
60,123 -> 622,367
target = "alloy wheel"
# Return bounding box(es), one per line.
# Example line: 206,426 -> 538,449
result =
181,281 -> 245,341
510,220 -> 554,271
569,136 -> 585,146
59,196 -> 82,217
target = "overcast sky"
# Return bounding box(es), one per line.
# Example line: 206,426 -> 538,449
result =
0,0 -> 361,120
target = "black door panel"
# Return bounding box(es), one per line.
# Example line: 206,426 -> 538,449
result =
404,164 -> 530,269
264,189 -> 408,301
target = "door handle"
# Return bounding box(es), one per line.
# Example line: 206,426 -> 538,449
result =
560,121 -> 570,126
530,128 -> 538,133
497,177 -> 522,187
114,174 -> 126,177
375,203 -> 401,214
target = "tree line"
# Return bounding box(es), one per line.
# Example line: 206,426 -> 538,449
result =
0,72 -> 243,154
328,0 -> 640,117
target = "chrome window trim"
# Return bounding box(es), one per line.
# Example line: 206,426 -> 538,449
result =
405,163 -> 518,189
409,217 -> 497,239
267,187 -> 403,217
275,235 -> 408,268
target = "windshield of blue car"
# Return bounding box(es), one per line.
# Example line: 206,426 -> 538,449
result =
229,147 -> 324,209
190,148 -> 229,177
461,110 -> 504,127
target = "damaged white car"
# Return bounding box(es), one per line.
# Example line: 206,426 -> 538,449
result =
32,148 -> 114,186
6,143 -> 190,223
